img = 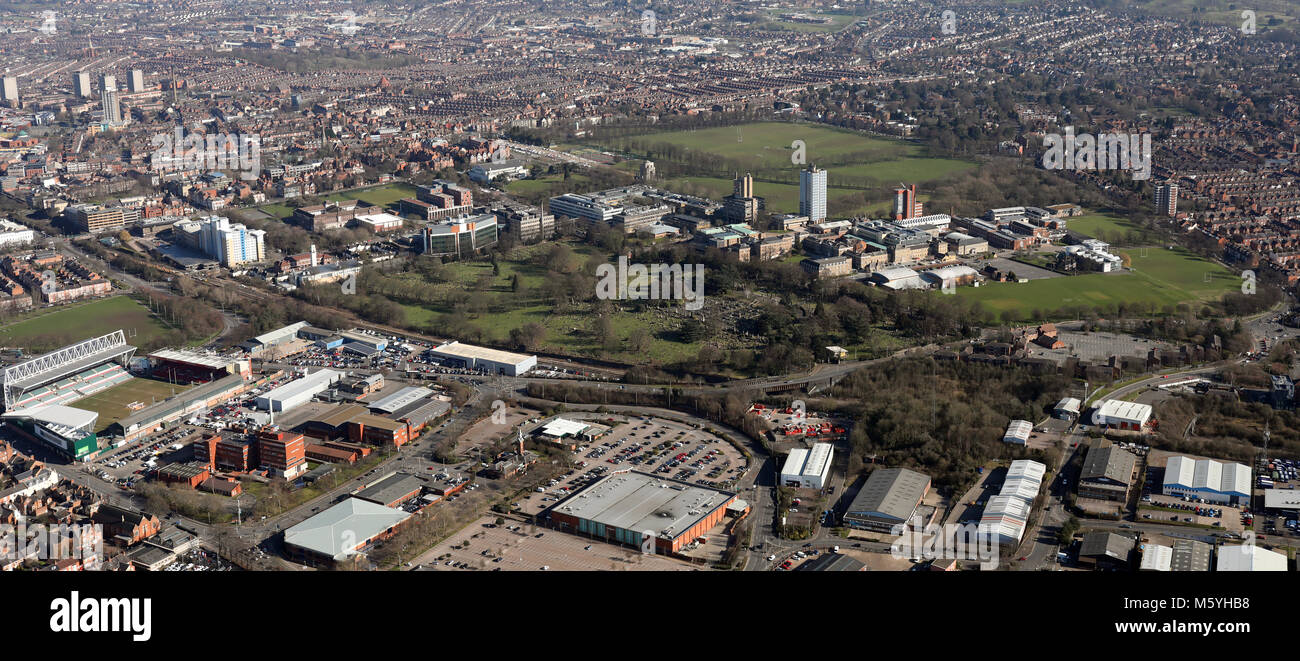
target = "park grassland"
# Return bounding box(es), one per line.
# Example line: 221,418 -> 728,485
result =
957,246 -> 1239,322
390,243 -> 710,364
618,121 -> 971,177
0,295 -> 177,350
588,121 -> 974,216
257,182 -> 419,220
1066,211 -> 1155,244
325,181 -> 418,208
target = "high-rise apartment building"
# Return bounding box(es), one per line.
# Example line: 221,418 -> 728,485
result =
197,215 -> 266,267
73,71 -> 92,98
1155,183 -> 1178,217
1,77 -> 18,107
102,88 -> 123,125
800,165 -> 827,223
128,69 -> 145,93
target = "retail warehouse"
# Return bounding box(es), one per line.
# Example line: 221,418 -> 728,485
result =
428,341 -> 536,376
549,471 -> 739,554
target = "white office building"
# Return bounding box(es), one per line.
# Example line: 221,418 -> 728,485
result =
799,165 -> 827,223
548,193 -> 621,224
0,219 -> 35,248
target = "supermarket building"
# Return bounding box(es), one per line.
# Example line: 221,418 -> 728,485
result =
549,470 -> 738,554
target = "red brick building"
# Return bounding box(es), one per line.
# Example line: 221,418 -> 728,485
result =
256,428 -> 307,479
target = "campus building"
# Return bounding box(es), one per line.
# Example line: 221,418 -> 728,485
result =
418,214 -> 498,256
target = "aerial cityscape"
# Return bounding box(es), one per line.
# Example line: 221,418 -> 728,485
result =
0,0 -> 1298,615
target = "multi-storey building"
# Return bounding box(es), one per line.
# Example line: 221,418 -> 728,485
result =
418,214 -> 498,256
800,165 -> 827,223
1155,182 -> 1178,217
256,428 -> 307,479
65,204 -> 125,233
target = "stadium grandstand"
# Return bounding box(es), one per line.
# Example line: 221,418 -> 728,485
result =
1,330 -> 136,412
148,349 -> 252,384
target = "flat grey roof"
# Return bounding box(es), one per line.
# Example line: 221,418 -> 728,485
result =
392,398 -> 450,425
354,473 -> 426,506
845,467 -> 930,522
430,341 -> 534,367
369,386 -> 432,414
554,471 -> 734,541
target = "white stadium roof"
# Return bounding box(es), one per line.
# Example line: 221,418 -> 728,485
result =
2,404 -> 98,437
149,349 -> 234,370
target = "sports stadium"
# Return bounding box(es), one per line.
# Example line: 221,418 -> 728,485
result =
0,330 -> 137,459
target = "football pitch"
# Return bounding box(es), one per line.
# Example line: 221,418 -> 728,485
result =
0,296 -> 176,353
74,378 -> 193,433
957,246 -> 1239,321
